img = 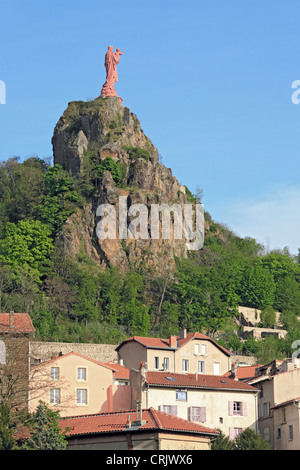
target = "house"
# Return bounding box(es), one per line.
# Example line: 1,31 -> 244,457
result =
58,407 -> 220,450
116,329 -> 231,376
130,363 -> 259,440
247,364 -> 300,449
0,311 -> 35,412
29,351 -> 131,417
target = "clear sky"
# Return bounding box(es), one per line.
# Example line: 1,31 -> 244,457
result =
0,0 -> 299,253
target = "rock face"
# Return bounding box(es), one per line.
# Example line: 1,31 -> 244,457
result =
52,96 -> 196,271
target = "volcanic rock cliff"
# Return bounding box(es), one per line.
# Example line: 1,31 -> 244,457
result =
52,96 -> 199,271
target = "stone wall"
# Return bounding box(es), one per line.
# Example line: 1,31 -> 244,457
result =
30,341 -> 118,364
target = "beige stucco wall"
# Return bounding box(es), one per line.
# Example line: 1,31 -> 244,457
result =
273,403 -> 300,450
174,338 -> 230,375
29,354 -> 131,417
158,432 -> 211,450
274,368 -> 300,404
119,337 -> 230,375
66,431 -> 211,451
143,386 -> 257,437
257,368 -> 300,449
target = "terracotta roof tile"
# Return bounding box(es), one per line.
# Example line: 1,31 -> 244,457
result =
103,361 -> 130,380
0,313 -> 35,334
115,333 -> 231,356
145,371 -> 258,392
223,364 -> 261,380
58,408 -> 219,438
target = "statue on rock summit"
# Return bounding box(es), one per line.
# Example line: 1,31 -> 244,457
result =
100,46 -> 124,104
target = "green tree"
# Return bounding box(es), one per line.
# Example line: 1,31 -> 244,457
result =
255,335 -> 285,364
22,402 -> 68,450
38,164 -> 81,236
238,263 -> 276,310
0,404 -> 15,450
211,429 -> 236,450
260,306 -> 277,328
0,157 -> 47,225
122,271 -> 150,335
96,156 -> 124,187
0,219 -> 53,281
275,275 -> 300,315
235,427 -> 271,450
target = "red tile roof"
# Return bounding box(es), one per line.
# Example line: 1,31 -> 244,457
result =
145,371 -> 258,392
0,312 -> 35,334
223,364 -> 261,380
103,361 -> 130,380
58,408 -> 219,438
115,332 -> 231,356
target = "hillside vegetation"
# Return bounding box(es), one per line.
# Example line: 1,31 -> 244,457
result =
1,108 -> 300,365
1,156 -> 300,362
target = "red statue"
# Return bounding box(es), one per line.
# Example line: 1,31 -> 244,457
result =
100,46 -> 124,104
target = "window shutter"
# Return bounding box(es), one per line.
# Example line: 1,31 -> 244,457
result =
200,407 -> 206,422
242,402 -> 248,416
171,405 -> 177,416
228,401 -> 233,416
229,427 -> 234,441
188,407 -> 192,420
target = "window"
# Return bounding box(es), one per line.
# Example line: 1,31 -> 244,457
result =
160,405 -> 177,416
50,367 -> 59,380
182,359 -> 189,372
194,344 -> 200,354
176,390 -> 187,401
198,360 -> 205,373
163,357 -> 169,371
264,402 -> 270,417
233,401 -> 242,416
50,388 -> 60,404
77,367 -> 87,381
201,344 -> 207,355
154,357 -> 159,370
289,425 -> 293,440
213,362 -> 220,375
277,428 -> 281,438
229,401 -> 247,417
77,389 -> 87,405
260,384 -> 264,398
189,406 -> 206,423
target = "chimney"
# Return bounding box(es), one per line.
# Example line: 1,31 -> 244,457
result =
169,335 -> 177,348
126,414 -> 131,428
9,311 -> 15,329
132,401 -> 146,427
119,359 -> 124,366
179,328 -> 187,340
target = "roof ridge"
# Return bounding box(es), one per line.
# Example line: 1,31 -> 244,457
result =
149,407 -> 162,429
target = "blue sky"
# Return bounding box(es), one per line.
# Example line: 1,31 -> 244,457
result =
0,0 -> 300,253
